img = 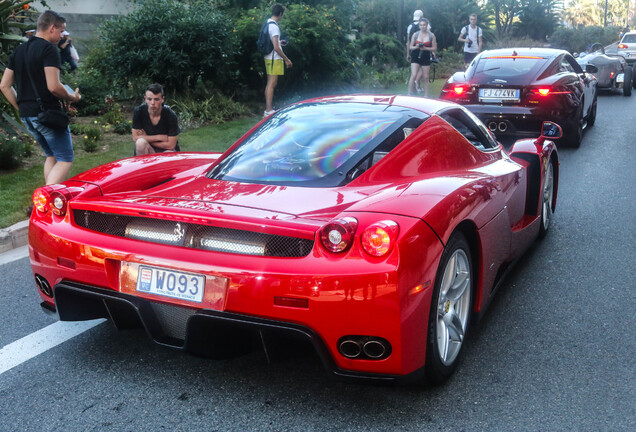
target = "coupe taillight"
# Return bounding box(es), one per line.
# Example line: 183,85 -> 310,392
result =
32,185 -> 83,216
618,44 -> 628,49
531,87 -> 571,97
319,217 -> 358,253
360,221 -> 399,257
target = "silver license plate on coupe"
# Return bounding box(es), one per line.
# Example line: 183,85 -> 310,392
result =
137,266 -> 205,303
479,88 -> 520,102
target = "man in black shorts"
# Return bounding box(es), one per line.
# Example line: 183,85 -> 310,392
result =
132,83 -> 180,155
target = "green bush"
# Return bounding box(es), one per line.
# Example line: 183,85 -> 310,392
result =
0,129 -> 32,170
81,125 -> 102,152
550,26 -> 622,54
113,120 -> 132,135
354,33 -> 404,70
85,0 -> 236,93
70,123 -> 87,135
171,93 -> 246,131
62,68 -> 112,116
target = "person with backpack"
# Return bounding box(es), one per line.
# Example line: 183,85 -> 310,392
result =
259,3 -> 292,118
458,14 -> 482,68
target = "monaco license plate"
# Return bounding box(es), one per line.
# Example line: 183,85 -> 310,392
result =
479,88 -> 520,102
137,266 -> 205,303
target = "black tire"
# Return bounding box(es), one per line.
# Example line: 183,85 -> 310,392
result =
586,95 -> 597,128
425,232 -> 473,385
538,158 -> 556,239
623,66 -> 632,96
564,108 -> 583,148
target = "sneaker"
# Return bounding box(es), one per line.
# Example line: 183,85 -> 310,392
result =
416,87 -> 423,93
263,109 -> 276,118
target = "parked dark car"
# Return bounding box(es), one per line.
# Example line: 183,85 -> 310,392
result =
576,43 -> 633,96
441,48 -> 598,148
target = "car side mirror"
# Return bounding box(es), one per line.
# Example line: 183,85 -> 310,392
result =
535,121 -> 562,146
573,52 -> 579,58
585,64 -> 599,74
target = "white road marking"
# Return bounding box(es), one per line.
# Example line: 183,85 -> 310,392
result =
0,319 -> 106,375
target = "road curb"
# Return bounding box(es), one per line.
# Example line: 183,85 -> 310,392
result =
0,219 -> 29,254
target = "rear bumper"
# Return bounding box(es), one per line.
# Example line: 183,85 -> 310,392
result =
464,104 -> 574,137
47,281 -> 425,383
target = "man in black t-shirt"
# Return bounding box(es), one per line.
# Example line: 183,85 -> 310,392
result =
0,10 -> 81,186
132,83 -> 180,155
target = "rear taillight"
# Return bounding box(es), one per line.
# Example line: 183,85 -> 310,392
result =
610,71 -> 616,79
32,185 -> 83,216
531,87 -> 571,96
319,217 -> 358,253
618,44 -> 628,49
360,220 -> 399,257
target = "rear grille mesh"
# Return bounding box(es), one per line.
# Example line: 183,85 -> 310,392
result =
73,209 -> 314,257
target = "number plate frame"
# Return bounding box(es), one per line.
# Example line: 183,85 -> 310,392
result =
137,265 -> 205,303
479,88 -> 520,102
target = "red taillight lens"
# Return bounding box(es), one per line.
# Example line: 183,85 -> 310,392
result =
361,221 -> 399,257
453,85 -> 467,95
33,187 -> 52,213
618,44 -> 628,49
32,185 -> 83,216
531,87 -> 571,97
319,217 -> 358,253
609,71 -> 616,79
537,88 -> 550,96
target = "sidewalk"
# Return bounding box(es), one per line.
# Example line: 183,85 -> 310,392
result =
0,219 -> 29,254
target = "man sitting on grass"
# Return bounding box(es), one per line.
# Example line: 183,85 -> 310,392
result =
132,83 -> 180,155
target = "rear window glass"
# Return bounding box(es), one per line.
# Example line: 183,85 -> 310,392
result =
208,102 -> 427,186
474,56 -> 547,80
621,34 -> 636,43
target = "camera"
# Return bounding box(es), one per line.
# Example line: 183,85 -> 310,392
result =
418,43 -> 424,48
467,38 -> 473,48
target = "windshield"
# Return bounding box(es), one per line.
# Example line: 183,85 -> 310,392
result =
209,102 -> 426,186
473,56 -> 548,81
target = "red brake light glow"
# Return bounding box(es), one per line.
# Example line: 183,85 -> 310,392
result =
485,55 -> 544,60
532,87 -> 571,96
320,217 -> 358,253
609,71 -> 615,79
361,221 -> 399,257
33,187 -> 52,213
32,185 -> 84,216
453,85 -> 466,95
618,44 -> 628,49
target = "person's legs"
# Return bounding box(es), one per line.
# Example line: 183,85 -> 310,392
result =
415,66 -> 424,92
421,66 -> 431,97
135,137 -> 156,155
23,117 -> 74,185
46,161 -> 73,185
408,63 -> 421,95
265,74 -> 278,113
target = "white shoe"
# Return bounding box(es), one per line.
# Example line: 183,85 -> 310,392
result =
416,87 -> 423,93
263,109 -> 276,118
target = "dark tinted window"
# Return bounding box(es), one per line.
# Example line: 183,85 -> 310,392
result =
474,55 -> 548,80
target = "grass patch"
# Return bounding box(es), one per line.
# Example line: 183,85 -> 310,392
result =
0,116 -> 259,228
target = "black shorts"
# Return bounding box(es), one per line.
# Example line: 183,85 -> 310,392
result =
464,51 -> 478,65
410,49 -> 431,66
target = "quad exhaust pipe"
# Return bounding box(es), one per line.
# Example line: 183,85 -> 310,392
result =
338,336 -> 392,360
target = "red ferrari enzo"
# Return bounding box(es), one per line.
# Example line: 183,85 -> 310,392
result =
440,48 -> 597,148
28,95 -> 560,384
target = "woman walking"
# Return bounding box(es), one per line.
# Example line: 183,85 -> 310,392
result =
408,18 -> 437,97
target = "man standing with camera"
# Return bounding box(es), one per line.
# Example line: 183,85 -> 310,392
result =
458,14 -> 482,69
0,10 -> 81,188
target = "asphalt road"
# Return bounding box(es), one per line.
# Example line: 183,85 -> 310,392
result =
0,94 -> 634,431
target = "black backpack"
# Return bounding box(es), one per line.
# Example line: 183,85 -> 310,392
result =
257,21 -> 278,55
407,22 -> 419,44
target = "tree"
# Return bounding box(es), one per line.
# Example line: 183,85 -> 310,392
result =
562,0 -> 601,27
515,0 -> 560,40
488,0 -> 522,38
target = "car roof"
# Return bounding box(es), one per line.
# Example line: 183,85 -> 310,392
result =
297,94 -> 461,117
478,47 -> 567,59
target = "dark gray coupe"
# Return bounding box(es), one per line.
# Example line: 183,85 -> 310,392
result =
576,43 -> 634,96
